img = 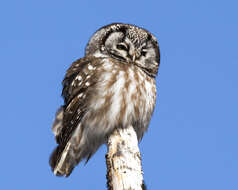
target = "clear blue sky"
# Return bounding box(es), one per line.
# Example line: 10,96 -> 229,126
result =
1,0 -> 237,189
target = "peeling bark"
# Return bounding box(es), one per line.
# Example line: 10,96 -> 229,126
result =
106,126 -> 144,190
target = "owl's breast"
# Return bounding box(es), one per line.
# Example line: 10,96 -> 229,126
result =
84,58 -> 156,139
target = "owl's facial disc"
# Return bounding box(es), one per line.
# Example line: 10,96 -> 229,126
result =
102,31 -> 159,77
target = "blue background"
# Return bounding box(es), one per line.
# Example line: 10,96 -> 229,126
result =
1,0 -> 237,189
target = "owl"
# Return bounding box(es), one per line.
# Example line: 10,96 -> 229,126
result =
50,23 -> 160,177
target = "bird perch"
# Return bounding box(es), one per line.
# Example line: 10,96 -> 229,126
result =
106,126 -> 145,190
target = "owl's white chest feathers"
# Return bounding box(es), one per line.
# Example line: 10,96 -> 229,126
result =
83,58 -> 156,140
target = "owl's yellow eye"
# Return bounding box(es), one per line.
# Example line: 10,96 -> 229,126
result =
117,43 -> 128,51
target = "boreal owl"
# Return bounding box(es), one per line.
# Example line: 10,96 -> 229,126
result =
50,23 -> 160,177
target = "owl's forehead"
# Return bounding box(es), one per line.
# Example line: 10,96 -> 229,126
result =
126,27 -> 148,47
108,24 -> 149,46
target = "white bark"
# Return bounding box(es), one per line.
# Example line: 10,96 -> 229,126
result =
106,126 -> 144,190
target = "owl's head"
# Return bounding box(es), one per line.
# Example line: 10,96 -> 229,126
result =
85,23 -> 160,77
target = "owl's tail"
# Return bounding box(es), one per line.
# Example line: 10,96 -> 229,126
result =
49,107 -> 80,177
49,141 -> 77,177
49,106 -> 101,177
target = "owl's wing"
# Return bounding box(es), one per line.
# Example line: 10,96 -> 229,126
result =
52,58 -> 88,144
62,57 -> 91,104
50,57 -> 95,176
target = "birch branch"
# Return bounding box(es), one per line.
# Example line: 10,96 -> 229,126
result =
106,126 -> 145,190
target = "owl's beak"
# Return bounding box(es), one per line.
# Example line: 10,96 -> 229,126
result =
129,49 -> 138,62
132,54 -> 136,62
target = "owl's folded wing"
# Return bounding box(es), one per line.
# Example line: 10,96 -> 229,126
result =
50,58 -> 92,176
